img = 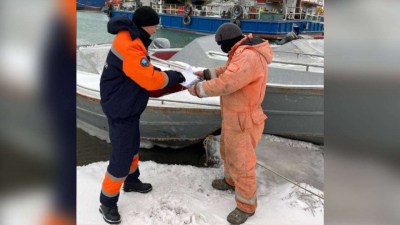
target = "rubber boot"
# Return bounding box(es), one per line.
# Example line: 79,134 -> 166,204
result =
227,208 -> 255,225
212,178 -> 235,191
99,204 -> 121,224
123,179 -> 152,193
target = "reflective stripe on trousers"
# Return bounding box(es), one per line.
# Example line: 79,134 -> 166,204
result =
236,192 -> 257,205
101,153 -> 140,198
101,171 -> 126,198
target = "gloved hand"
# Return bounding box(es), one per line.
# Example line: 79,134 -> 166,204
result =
194,69 -> 211,80
164,70 -> 186,87
178,72 -> 186,83
203,69 -> 211,80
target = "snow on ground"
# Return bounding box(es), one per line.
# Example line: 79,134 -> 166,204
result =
78,161 -> 323,225
78,135 -> 324,225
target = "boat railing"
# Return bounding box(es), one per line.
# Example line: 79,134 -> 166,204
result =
150,49 -> 324,72
152,4 -> 224,17
149,56 -> 189,71
206,51 -> 323,72
149,98 -> 220,107
149,4 -> 323,22
273,50 -> 324,58
285,7 -> 305,20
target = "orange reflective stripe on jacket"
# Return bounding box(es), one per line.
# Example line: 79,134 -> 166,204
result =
112,31 -> 169,90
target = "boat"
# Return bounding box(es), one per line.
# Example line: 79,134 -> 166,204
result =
150,35 -> 324,144
77,0 -> 109,11
107,0 -> 324,39
77,36 -> 323,148
77,44 -> 222,148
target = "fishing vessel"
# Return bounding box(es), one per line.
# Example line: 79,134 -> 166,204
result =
105,0 -> 324,39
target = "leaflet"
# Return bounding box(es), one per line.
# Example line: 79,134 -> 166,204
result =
180,67 -> 201,88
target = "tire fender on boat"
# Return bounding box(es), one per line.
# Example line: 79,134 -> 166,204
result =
230,18 -> 241,28
231,5 -> 243,19
183,15 -> 191,26
234,19 -> 241,28
184,4 -> 193,15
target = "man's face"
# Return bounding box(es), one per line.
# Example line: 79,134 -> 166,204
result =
142,25 -> 157,35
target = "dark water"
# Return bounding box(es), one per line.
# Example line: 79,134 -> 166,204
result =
77,11 -> 207,166
77,128 -> 207,166
77,10 -> 204,47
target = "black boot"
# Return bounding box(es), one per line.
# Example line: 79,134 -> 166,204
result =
212,178 -> 235,191
123,179 -> 152,193
227,208 -> 255,224
99,204 -> 121,224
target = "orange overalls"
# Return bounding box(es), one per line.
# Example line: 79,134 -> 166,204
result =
199,34 -> 273,213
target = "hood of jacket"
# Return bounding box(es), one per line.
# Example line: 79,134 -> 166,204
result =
107,15 -> 152,48
229,34 -> 273,64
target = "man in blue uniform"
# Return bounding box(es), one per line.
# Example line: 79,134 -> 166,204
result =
98,6 -> 185,224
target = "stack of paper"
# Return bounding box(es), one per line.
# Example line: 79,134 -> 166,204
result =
180,67 -> 202,88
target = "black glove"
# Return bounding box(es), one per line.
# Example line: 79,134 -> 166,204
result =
153,66 -> 162,72
203,69 -> 211,80
164,70 -> 185,87
178,72 -> 186,83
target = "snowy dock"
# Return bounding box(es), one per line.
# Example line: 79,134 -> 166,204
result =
77,134 -> 324,224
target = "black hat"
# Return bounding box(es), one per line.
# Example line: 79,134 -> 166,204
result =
132,6 -> 160,27
215,23 -> 243,42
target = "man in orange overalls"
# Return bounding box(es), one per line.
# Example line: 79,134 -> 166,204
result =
189,23 -> 273,224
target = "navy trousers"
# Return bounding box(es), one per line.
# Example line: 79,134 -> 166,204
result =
100,116 -> 141,206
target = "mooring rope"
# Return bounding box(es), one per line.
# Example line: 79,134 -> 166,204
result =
203,136 -> 324,200
256,162 -> 324,200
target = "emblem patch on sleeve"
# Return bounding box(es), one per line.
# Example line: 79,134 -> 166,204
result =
140,58 -> 149,67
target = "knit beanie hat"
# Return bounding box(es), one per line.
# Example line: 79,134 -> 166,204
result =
132,6 -> 160,27
215,23 -> 243,42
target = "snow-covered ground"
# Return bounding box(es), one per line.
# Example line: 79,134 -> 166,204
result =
77,135 -> 324,225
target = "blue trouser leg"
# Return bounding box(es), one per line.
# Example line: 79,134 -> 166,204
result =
100,116 -> 141,206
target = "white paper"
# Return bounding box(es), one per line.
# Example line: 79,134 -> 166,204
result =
180,67 -> 201,88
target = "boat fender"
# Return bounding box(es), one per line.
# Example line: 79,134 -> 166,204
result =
231,5 -> 243,19
184,4 -> 193,15
230,18 -> 241,28
183,15 -> 191,26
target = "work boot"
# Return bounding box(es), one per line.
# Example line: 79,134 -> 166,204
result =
212,178 -> 235,191
227,208 -> 255,225
123,179 -> 152,193
99,204 -> 121,224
